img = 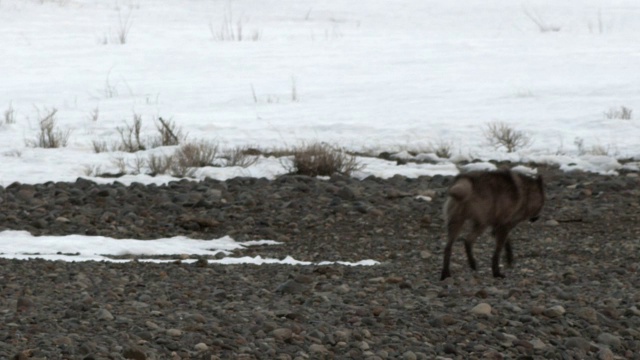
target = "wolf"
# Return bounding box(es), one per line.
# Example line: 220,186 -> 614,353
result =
440,169 -> 544,280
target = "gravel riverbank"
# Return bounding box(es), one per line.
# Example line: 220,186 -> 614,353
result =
1,165 -> 640,359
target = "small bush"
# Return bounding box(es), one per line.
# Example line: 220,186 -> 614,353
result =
287,143 -> 362,176
524,9 -> 561,32
175,140 -> 219,168
147,153 -> 175,176
116,9 -> 133,44
151,117 -> 186,147
483,121 -> 532,153
116,114 -> 145,152
210,9 -> 261,42
88,106 -> 99,122
4,103 -> 16,125
427,139 -> 454,159
604,106 -> 632,120
27,108 -> 71,148
92,139 -> 109,153
574,137 -> 613,156
223,146 -> 260,167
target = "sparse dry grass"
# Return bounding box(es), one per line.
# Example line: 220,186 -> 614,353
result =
151,117 -> 186,147
4,103 -> 16,125
604,106 -> 632,120
92,140 -> 109,154
427,139 -> 454,159
147,153 -> 175,176
116,9 -> 133,44
116,114 -> 146,152
574,137 -> 615,156
175,140 -> 219,168
27,108 -> 71,148
210,9 -> 261,42
524,9 -> 561,33
286,142 -> 362,176
223,146 -> 260,168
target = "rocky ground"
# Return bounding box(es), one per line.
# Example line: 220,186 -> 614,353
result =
1,164 -> 640,359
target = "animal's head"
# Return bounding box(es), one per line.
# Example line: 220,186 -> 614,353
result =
527,175 -> 545,222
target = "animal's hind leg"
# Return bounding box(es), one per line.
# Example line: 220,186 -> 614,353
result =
464,222 -> 486,271
441,219 -> 465,280
504,239 -> 514,266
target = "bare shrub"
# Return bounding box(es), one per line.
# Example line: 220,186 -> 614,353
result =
209,8 -> 261,41
223,146 -> 260,167
112,156 -> 127,174
4,103 -> 16,125
427,139 -> 454,159
170,160 -> 197,178
92,139 -> 109,153
116,114 -> 145,152
151,117 -> 186,147
574,137 -> 613,156
291,76 -> 299,102
27,108 -> 71,148
82,165 -> 103,177
4,150 -> 22,157
287,143 -> 362,176
104,69 -> 118,98
524,9 -> 561,32
261,146 -> 295,158
483,121 -> 532,153
604,106 -> 632,120
129,156 -> 146,175
88,106 -> 99,122
147,153 -> 175,176
175,140 -> 219,168
116,9 -> 133,44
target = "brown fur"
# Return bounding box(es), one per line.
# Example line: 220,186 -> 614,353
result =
441,169 -> 545,280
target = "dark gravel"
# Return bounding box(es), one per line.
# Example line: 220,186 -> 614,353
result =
1,165 -> 640,359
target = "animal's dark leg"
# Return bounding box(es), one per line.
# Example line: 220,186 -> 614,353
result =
464,222 -> 486,271
492,226 -> 512,278
504,239 -> 514,266
441,219 -> 464,280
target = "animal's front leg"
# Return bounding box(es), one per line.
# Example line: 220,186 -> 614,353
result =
492,226 -> 511,278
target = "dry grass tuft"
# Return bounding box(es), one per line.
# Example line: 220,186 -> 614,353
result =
27,108 -> 71,148
287,143 -> 362,176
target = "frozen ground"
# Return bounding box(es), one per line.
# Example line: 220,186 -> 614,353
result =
0,0 -> 639,260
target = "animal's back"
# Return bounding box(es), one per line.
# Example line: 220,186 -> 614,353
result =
444,170 -> 521,227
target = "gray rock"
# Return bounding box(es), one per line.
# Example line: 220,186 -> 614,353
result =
96,309 -> 114,321
597,333 -> 621,348
543,305 -> 566,318
470,303 -> 492,316
564,337 -> 591,352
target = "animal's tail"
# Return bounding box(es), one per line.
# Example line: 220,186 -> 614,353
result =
448,177 -> 472,201
443,177 -> 472,225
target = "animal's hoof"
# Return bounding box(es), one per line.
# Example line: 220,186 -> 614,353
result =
440,272 -> 450,281
493,272 -> 505,278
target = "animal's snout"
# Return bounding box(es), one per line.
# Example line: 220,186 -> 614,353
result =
529,215 -> 540,223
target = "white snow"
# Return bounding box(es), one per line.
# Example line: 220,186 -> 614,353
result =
0,0 -> 638,262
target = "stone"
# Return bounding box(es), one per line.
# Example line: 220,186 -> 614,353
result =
470,303 -> 492,316
543,305 -> 566,318
194,343 -> 208,352
565,337 -> 591,352
96,309 -> 114,321
598,347 -> 615,360
575,307 -> 598,323
597,333 -> 621,348
271,328 -> 293,342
